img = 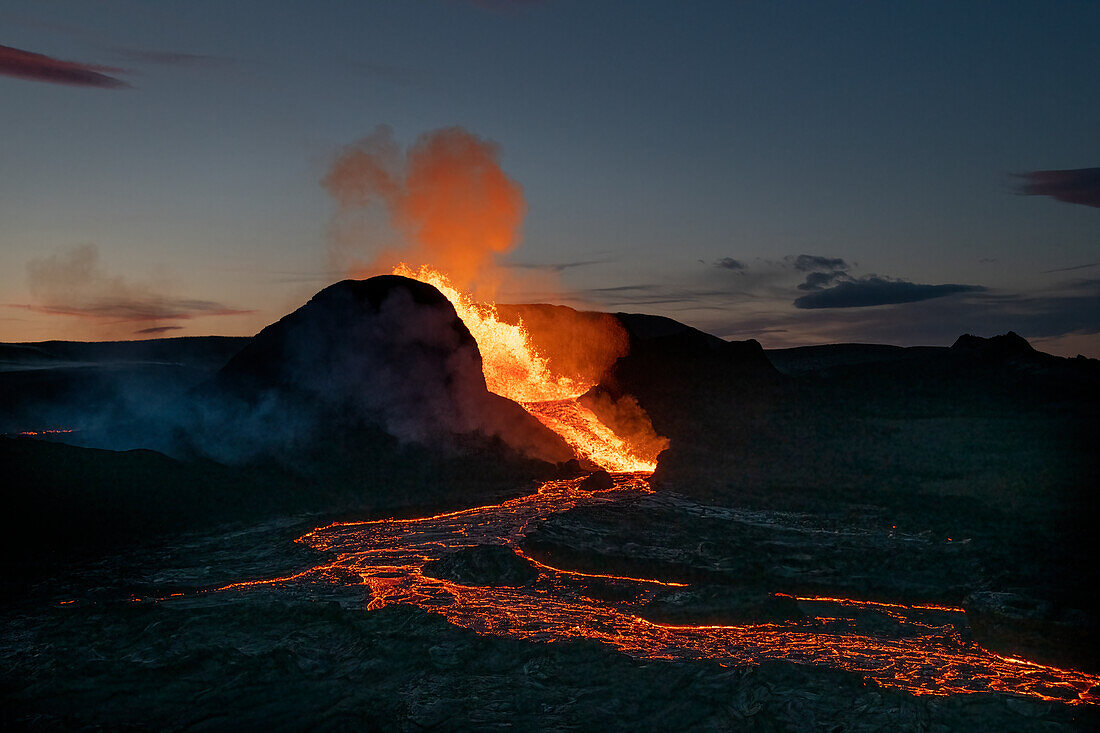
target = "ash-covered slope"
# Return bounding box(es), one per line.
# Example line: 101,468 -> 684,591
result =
594,312 -> 780,430
213,276 -> 573,464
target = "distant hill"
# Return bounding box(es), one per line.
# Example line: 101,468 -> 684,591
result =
765,343 -> 943,375
0,335 -> 249,371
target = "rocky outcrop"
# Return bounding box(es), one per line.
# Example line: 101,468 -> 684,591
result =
950,331 -> 1036,360
421,545 -> 539,587
640,586 -> 804,626
578,470 -> 614,492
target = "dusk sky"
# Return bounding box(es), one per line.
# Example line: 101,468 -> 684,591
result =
3,1 -> 1098,355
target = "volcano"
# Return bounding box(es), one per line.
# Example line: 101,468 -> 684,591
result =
213,275 -> 575,465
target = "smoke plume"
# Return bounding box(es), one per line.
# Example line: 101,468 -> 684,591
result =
324,125 -> 525,291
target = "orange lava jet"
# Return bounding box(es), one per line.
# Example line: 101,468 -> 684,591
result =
393,263 -> 657,472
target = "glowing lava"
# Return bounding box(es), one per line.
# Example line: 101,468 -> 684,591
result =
206,474 -> 1099,706
393,263 -> 585,403
519,399 -> 655,473
392,263 -> 657,472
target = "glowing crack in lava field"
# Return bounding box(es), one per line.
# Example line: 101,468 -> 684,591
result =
192,270 -> 1098,707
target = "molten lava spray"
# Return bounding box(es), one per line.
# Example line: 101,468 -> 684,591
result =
394,264 -> 658,473
393,264 -> 584,404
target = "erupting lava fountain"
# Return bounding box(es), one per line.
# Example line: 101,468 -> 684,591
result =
393,263 -> 658,473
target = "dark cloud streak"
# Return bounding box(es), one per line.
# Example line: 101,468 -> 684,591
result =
708,280 -> 1099,351
794,277 -> 985,309
1014,168 -> 1100,208
15,300 -> 251,322
1041,261 -> 1100,275
134,325 -> 185,335
112,48 -> 226,68
791,254 -> 849,272
714,257 -> 746,270
797,271 -> 847,291
505,259 -> 607,273
0,44 -> 129,88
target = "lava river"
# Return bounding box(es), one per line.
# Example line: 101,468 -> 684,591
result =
210,453 -> 1099,707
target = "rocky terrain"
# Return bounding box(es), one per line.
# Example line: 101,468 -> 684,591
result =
11,598 -> 1095,731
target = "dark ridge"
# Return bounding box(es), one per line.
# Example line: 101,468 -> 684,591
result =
0,335 -> 250,369
765,343 -> 943,375
613,312 -> 728,346
950,331 -> 1037,360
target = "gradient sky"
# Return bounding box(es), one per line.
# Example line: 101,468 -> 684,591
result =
2,1 -> 1098,354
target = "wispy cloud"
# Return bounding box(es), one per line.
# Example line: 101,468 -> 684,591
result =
505,259 -> 608,273
780,253 -> 854,292
112,47 -> 227,68
14,301 -> 248,321
9,244 -> 249,326
714,257 -> 746,271
789,254 -> 849,272
797,270 -> 848,291
580,283 -> 744,310
0,43 -> 128,88
1041,261 -> 1100,275
794,277 -> 985,309
1014,167 -> 1100,208
134,325 -> 184,335
4,14 -> 229,74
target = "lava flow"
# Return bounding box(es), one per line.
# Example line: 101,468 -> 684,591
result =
213,473 -> 1100,706
204,268 -> 1098,705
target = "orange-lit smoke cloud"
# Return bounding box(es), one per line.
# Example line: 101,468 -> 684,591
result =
323,125 -> 525,291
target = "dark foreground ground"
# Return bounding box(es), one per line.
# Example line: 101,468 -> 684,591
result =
3,511 -> 1096,732
6,601 -> 1094,732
